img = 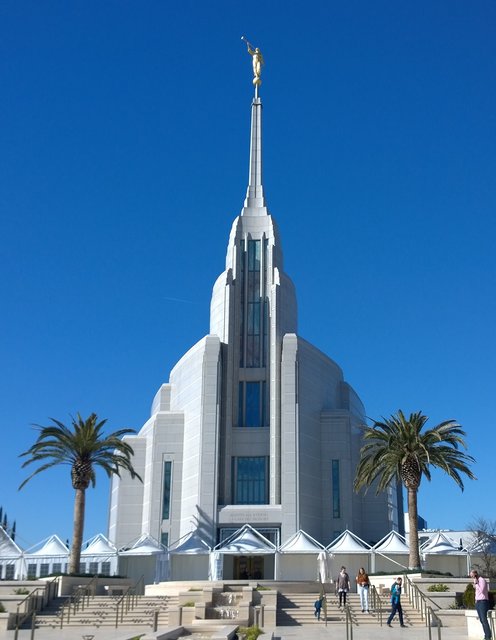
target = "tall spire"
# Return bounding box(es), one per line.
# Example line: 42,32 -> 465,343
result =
243,96 -> 266,211
241,37 -> 267,215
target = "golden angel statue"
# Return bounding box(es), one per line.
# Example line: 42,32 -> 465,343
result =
241,36 -> 265,86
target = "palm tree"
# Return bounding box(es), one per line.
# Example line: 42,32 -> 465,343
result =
354,410 -> 475,570
19,413 -> 142,574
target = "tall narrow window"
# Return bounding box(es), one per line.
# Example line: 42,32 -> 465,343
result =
239,239 -> 246,366
246,239 -> 261,367
332,459 -> 341,518
162,461 -> 172,521
232,457 -> 268,504
238,382 -> 244,426
237,381 -> 268,427
245,382 -> 261,427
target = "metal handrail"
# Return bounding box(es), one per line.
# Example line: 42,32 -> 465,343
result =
404,575 -> 428,621
79,574 -> 100,610
115,576 -> 144,628
58,574 -> 99,628
344,603 -> 354,640
14,577 -> 59,640
14,587 -> 45,639
370,584 -> 385,626
427,606 -> 442,640
404,574 -> 445,639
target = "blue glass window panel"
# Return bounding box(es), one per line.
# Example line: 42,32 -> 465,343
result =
162,461 -> 172,520
248,240 -> 261,271
332,459 -> 340,518
235,457 -> 267,504
262,381 -> 268,426
238,382 -> 244,427
245,382 -> 261,427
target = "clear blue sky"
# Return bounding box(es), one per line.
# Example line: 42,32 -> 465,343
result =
1,1 -> 495,550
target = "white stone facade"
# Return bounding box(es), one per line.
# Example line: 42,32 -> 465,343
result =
108,92 -> 401,573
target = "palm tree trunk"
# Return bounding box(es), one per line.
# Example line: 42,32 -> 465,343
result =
69,488 -> 86,574
408,487 -> 422,570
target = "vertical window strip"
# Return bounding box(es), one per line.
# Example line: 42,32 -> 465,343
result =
240,239 -> 246,367
332,459 -> 341,518
162,461 -> 172,521
238,382 -> 244,427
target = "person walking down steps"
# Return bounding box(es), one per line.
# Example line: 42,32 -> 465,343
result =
356,567 -> 371,613
387,576 -> 407,628
314,595 -> 324,621
337,566 -> 351,609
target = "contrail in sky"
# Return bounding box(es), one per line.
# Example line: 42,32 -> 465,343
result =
163,296 -> 195,304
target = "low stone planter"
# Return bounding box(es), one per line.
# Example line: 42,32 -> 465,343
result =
466,609 -> 496,639
425,591 -> 459,609
0,613 -> 9,632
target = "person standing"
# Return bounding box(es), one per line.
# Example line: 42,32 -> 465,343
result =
470,569 -> 492,640
387,576 -> 406,628
337,566 -> 351,608
356,567 -> 371,613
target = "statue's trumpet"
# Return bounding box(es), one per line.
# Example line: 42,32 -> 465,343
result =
241,35 -> 254,49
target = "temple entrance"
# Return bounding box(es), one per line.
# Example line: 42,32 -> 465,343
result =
233,555 -> 264,580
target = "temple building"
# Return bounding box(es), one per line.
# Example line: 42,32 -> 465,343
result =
108,68 -> 402,579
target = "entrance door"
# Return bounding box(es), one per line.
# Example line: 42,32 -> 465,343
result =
234,555 -> 264,579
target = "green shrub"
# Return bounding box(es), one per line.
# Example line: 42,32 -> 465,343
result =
0,602 -> 6,613
182,601 -> 195,607
463,583 -> 475,609
237,625 -> 263,640
427,584 -> 449,592
13,588 -> 30,595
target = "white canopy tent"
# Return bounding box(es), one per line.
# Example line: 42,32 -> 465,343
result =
277,530 -> 326,581
81,534 -> 119,576
326,530 -> 372,582
168,531 -> 211,581
24,535 -> 69,578
214,524 -> 277,580
118,534 -> 168,585
0,526 -> 25,580
371,531 -> 409,573
420,532 -> 469,576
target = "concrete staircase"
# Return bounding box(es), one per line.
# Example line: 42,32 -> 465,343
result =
32,594 -> 178,629
276,591 -> 425,627
30,584 -> 426,631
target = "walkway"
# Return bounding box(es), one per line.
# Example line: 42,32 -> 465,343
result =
0,624 -> 472,640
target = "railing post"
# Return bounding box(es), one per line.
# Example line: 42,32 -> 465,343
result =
30,612 -> 36,640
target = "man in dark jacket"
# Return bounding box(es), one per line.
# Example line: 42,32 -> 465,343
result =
387,577 -> 406,628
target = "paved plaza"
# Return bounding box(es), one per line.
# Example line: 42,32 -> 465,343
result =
0,624 -> 473,640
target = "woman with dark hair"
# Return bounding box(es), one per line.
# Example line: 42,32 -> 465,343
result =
336,566 -> 350,608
